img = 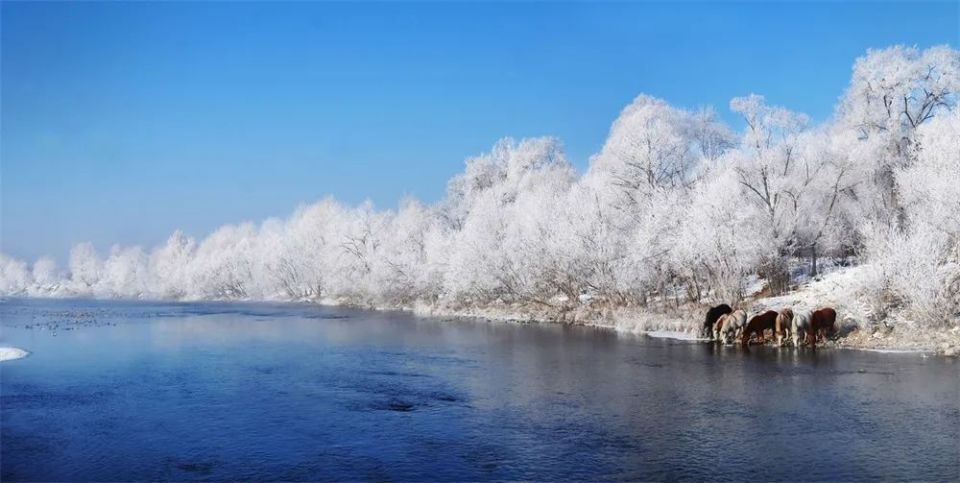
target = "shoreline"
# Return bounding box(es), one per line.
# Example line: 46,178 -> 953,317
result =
411,300 -> 960,357
4,291 -> 958,357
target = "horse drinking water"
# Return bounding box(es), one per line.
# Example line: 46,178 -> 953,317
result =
775,308 -> 794,346
810,307 -> 837,347
702,304 -> 733,339
791,307 -> 838,348
716,309 -> 747,344
741,310 -> 779,347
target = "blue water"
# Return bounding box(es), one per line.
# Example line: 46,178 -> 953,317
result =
1,298 -> 957,481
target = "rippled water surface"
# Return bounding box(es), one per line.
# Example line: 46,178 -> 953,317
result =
1,298 -> 957,481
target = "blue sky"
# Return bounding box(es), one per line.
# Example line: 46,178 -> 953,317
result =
2,1 -> 958,263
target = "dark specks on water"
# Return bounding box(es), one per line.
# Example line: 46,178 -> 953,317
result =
1,298 -> 958,482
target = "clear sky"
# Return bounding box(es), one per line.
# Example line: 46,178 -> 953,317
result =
2,1 -> 958,263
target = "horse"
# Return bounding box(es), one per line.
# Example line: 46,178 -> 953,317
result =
713,313 -> 729,342
791,311 -> 811,348
716,309 -> 747,344
809,307 -> 837,346
775,308 -> 794,346
702,303 -> 733,339
741,310 -> 779,347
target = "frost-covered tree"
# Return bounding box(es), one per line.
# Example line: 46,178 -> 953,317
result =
588,95 -> 704,208
31,257 -> 60,292
726,94 -> 819,292
149,231 -> 197,299
0,254 -> 31,295
581,95 -> 728,304
443,137 -> 575,304
671,167 -> 765,302
862,109 -> 960,325
98,245 -> 149,298
68,242 -> 103,294
838,45 -> 960,228
0,44 -> 957,330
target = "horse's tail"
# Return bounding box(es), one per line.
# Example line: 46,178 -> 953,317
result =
776,308 -> 793,337
775,312 -> 785,344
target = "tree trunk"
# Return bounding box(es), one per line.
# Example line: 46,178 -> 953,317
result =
811,243 -> 818,278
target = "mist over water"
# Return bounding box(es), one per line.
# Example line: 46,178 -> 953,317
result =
2,298 -> 957,481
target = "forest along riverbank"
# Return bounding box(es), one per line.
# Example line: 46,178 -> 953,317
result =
413,265 -> 960,356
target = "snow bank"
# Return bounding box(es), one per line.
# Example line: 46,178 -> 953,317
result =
751,265 -> 872,321
0,347 -> 29,362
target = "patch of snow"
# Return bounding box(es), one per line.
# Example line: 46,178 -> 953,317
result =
752,264 -> 872,323
644,330 -> 705,341
0,347 -> 28,362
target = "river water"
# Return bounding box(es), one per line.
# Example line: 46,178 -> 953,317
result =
1,298 -> 957,481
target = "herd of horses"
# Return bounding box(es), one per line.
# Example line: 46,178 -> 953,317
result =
701,304 -> 838,348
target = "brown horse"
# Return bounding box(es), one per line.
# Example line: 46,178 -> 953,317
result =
775,308 -> 794,346
809,307 -> 837,347
702,304 -> 733,339
741,310 -> 779,347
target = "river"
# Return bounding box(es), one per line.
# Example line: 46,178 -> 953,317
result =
1,298 -> 957,481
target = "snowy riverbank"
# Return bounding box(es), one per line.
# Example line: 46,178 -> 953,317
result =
418,302 -> 958,355
413,265 -> 960,356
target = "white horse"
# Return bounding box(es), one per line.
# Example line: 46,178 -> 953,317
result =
716,309 -> 747,344
791,311 -> 811,347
